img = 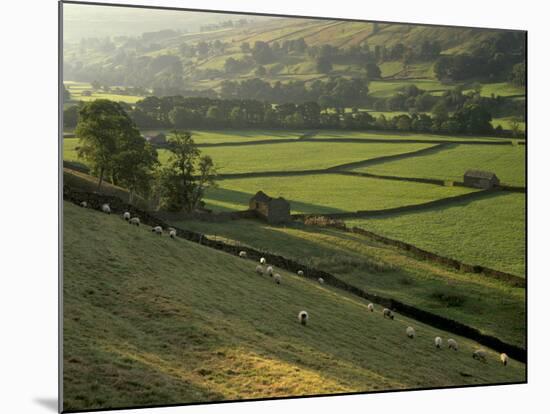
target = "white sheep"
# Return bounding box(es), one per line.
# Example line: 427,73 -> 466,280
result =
318,277 -> 325,284
297,270 -> 304,276
298,310 -> 309,326
447,338 -> 458,351
382,308 -> 394,320
238,251 -> 247,258
123,211 -> 131,221
169,229 -> 177,239
129,217 -> 140,226
152,226 -> 162,235
266,266 -> 274,276
406,326 -> 415,339
274,273 -> 281,284
500,353 -> 509,366
255,265 -> 264,275
101,203 -> 111,214
435,337 -> 442,349
80,201 -> 87,208
472,349 -> 487,362
260,257 -> 266,265
367,303 -> 374,312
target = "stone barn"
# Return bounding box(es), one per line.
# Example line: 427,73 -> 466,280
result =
144,133 -> 167,146
249,191 -> 291,224
463,170 -> 500,189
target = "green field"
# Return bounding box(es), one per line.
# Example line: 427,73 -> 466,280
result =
174,218 -> 525,348
368,79 -> 455,98
171,142 -> 436,174
358,144 -> 525,186
63,201 -> 525,411
346,192 -> 525,277
64,81 -> 144,104
491,117 -> 526,132
478,82 -> 525,98
204,174 -> 477,214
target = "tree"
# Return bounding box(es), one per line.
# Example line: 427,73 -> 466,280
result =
155,131 -> 217,212
316,57 -> 333,74
510,63 -> 526,86
63,105 -> 79,129
240,42 -> 251,53
75,99 -> 139,192
254,65 -> 267,77
63,85 -> 71,102
365,63 -> 381,80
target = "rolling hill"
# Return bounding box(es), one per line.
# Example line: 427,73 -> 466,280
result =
63,200 -> 525,411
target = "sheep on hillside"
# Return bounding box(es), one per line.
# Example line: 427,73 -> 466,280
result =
435,337 -> 442,349
129,217 -> 140,226
238,251 -> 247,258
500,353 -> 509,366
169,229 -> 177,239
297,270 -> 304,276
274,274 -> 281,284
255,265 -> 264,275
406,326 -> 416,339
298,310 -> 309,326
266,266 -> 274,276
367,303 -> 374,312
152,226 -> 163,235
260,257 -> 266,265
80,201 -> 88,208
447,338 -> 458,351
123,211 -> 131,221
318,277 -> 325,284
472,349 -> 487,362
382,308 -> 394,320
101,203 -> 111,214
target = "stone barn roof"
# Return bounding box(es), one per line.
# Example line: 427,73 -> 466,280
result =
464,170 -> 498,179
250,191 -> 273,203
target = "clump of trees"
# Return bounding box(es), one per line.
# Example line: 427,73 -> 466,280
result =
73,100 -> 216,210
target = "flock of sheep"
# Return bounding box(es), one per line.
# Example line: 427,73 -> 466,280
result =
240,249 -> 510,367
80,201 -> 510,368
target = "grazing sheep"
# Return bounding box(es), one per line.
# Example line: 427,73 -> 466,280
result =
318,277 -> 325,284
367,303 -> 374,312
447,338 -> 458,351
274,274 -> 281,284
80,201 -> 87,208
255,265 -> 264,275
152,226 -> 162,235
260,257 -> 266,265
101,203 -> 111,214
500,353 -> 509,366
169,229 -> 177,239
435,337 -> 443,349
123,211 -> 131,221
266,266 -> 274,276
298,310 -> 309,326
382,308 -> 394,320
297,270 -> 304,276
472,349 -> 487,362
129,217 -> 140,226
406,326 -> 415,339
238,251 -> 247,258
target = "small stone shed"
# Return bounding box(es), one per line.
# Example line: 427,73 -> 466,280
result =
463,170 -> 500,189
249,191 -> 291,224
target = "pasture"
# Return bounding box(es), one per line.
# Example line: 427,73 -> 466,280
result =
345,192 -> 525,277
204,174 -> 477,214
175,218 -> 526,348
64,81 -> 144,104
358,143 -> 526,186
63,201 -> 525,411
312,130 -> 508,142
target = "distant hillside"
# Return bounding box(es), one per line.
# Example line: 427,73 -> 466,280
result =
63,200 -> 524,411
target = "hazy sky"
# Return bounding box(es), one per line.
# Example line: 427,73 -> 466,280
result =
62,3 -> 274,42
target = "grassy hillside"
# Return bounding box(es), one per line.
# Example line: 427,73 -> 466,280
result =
173,218 -> 526,348
63,201 -> 524,411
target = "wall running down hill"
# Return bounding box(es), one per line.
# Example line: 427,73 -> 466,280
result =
62,186 -> 526,362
